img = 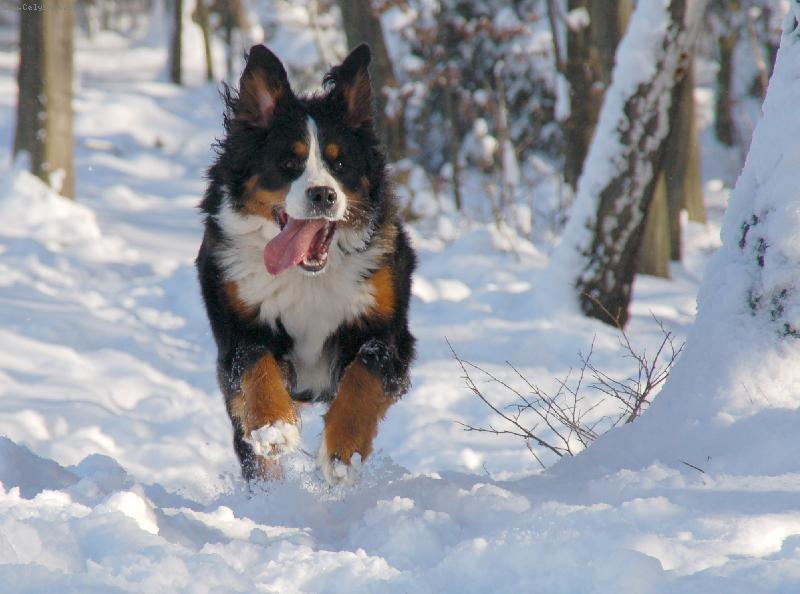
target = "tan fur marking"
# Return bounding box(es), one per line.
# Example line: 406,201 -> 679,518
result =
323,360 -> 391,463
243,175 -> 259,194
241,175 -> 288,218
229,392 -> 247,427
236,354 -> 296,431
368,267 -> 396,319
292,141 -> 309,159
234,354 -> 297,478
224,281 -> 258,320
323,143 -> 340,160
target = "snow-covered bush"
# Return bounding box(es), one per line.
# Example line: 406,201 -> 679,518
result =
401,0 -> 558,189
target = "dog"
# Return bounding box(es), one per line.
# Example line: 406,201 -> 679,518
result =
196,44 -> 416,485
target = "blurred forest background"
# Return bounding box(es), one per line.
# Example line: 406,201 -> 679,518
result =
1,0 -> 787,326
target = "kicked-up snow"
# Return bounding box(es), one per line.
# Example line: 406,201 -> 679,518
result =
1,4 -> 800,591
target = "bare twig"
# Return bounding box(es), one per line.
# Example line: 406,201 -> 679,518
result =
680,460 -> 705,474
452,314 -> 683,468
545,0 -> 566,74
447,338 -> 565,466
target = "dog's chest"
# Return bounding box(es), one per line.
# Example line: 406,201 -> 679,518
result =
268,269 -> 372,395
220,231 -> 377,396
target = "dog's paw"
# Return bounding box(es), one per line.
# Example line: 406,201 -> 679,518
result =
357,339 -> 408,396
318,441 -> 362,486
357,338 -> 392,373
246,420 -> 300,457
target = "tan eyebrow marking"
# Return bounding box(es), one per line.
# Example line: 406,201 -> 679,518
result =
292,141 -> 309,159
323,143 -> 340,160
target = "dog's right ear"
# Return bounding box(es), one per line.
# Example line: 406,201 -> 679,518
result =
236,45 -> 291,127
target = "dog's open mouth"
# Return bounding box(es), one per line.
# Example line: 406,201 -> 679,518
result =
263,208 -> 337,275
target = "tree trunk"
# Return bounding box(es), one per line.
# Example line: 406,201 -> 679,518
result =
665,59 -> 705,258
14,0 -> 75,199
563,0 -> 632,191
13,9 -> 42,164
714,30 -> 737,147
196,0 -> 214,82
338,0 -> 406,162
444,86 -> 462,211
640,57 -> 705,272
553,0 -> 708,327
223,2 -> 234,83
590,0 -> 633,86
639,174 -> 671,277
170,0 -> 183,85
563,0 -> 601,191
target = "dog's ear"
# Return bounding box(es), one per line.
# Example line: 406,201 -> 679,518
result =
237,45 -> 291,127
325,44 -> 373,128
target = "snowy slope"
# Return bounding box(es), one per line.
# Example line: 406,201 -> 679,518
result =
1,7 -> 800,593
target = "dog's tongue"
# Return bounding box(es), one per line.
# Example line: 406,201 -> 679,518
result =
263,217 -> 327,275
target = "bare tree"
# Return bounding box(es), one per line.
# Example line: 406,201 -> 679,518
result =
666,59 -> 705,242
712,1 -> 740,147
563,0 -> 632,191
14,0 -> 76,199
639,57 -> 704,275
194,0 -> 214,82
553,0 -> 709,327
169,0 -> 183,84
639,175 -> 671,277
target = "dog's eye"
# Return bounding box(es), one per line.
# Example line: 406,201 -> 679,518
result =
331,160 -> 344,173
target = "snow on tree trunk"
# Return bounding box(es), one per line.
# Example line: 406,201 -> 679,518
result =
711,5 -> 800,343
551,0 -> 708,327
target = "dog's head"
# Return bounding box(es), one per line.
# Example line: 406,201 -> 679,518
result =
218,44 -> 385,276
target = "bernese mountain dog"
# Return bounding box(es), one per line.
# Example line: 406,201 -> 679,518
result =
196,44 -> 416,485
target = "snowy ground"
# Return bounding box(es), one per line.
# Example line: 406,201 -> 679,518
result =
2,21 -> 800,594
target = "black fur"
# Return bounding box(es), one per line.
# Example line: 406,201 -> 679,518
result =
196,44 -> 416,479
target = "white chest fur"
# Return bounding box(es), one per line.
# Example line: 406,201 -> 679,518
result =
215,205 -> 380,397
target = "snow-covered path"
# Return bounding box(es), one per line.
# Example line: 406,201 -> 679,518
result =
2,25 -> 800,593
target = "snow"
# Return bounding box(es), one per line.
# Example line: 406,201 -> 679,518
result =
247,421 -> 301,457
565,7 -> 591,32
1,4 -> 800,592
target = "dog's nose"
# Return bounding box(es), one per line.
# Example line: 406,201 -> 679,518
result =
306,186 -> 337,207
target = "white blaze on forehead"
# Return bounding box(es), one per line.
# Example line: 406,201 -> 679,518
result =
284,117 -> 347,220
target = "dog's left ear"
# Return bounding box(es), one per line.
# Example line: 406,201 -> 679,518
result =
325,44 -> 373,128
237,45 -> 292,128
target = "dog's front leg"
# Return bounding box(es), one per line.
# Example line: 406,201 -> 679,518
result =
230,353 -> 299,480
319,339 -> 402,485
